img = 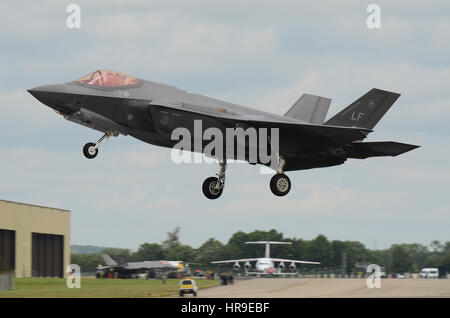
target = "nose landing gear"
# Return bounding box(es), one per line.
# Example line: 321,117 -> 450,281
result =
83,142 -> 98,159
83,133 -> 111,159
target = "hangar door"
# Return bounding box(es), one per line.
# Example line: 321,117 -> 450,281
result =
32,233 -> 64,277
0,229 -> 15,271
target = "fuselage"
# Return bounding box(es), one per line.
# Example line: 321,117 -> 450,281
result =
254,258 -> 276,273
28,78 -> 307,134
28,72 -> 348,169
28,70 -> 418,199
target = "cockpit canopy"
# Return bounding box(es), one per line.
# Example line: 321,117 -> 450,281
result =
77,70 -> 140,88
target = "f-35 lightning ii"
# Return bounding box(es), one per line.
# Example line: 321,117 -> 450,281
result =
28,70 -> 419,199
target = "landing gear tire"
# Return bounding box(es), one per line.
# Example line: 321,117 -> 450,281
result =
202,177 -> 223,200
83,142 -> 98,159
270,174 -> 291,196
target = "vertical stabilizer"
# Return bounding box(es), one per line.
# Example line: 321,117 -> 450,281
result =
324,89 -> 400,129
245,241 -> 292,258
102,254 -> 118,266
284,94 -> 331,124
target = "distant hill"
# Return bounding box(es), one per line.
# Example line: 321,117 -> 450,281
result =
71,245 -> 110,254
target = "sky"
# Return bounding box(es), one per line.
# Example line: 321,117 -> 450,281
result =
0,0 -> 449,251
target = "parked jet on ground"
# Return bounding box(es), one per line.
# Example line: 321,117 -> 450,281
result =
28,70 -> 419,199
97,254 -> 181,279
211,241 -> 320,276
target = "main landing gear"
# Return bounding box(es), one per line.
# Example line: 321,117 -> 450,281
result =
269,156 -> 291,197
83,133 -> 111,159
202,161 -> 226,200
201,156 -> 292,199
270,173 -> 291,196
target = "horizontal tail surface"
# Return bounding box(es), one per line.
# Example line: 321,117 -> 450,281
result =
346,141 -> 420,159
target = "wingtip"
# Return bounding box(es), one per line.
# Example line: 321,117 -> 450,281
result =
372,88 -> 401,96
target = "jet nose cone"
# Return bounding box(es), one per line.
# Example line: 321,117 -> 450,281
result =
27,87 -> 47,103
27,87 -> 53,106
28,84 -> 66,95
27,87 -> 43,99
27,84 -> 67,110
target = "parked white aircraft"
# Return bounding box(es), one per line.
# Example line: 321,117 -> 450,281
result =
211,241 -> 320,275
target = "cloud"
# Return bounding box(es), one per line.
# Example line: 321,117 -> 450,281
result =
0,0 -> 65,38
221,182 -> 409,219
144,196 -> 182,211
1,1 -> 450,249
1,89 -> 64,132
108,150 -> 169,168
249,62 -> 450,128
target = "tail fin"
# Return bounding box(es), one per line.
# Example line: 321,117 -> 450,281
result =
284,94 -> 331,124
245,241 -> 292,258
102,254 -> 118,266
324,89 -> 400,129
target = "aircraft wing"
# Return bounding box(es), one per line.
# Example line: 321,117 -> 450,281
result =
153,103 -> 371,145
96,265 -> 112,270
245,271 -> 298,276
245,119 -> 371,145
270,258 -> 321,265
126,261 -> 179,270
211,258 -> 261,264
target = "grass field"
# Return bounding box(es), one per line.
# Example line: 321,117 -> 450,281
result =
0,277 -> 220,298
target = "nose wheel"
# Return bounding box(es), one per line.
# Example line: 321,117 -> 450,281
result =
202,161 -> 226,199
82,133 -> 110,159
83,142 -> 98,159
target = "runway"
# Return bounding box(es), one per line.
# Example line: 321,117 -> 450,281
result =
199,278 -> 450,298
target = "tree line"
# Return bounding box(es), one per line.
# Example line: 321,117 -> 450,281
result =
71,228 -> 450,276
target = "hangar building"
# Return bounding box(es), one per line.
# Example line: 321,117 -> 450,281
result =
0,199 -> 70,278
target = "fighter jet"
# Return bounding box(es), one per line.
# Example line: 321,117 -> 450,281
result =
28,70 -> 419,199
97,254 -> 181,279
211,241 -> 320,276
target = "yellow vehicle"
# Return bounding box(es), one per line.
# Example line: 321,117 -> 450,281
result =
179,278 -> 198,297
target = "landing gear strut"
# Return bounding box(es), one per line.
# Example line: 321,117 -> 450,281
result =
269,156 -> 291,196
202,160 -> 226,199
83,133 -> 110,159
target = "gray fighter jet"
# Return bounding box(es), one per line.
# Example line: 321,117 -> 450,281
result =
28,70 -> 419,199
97,254 -> 181,279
